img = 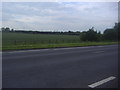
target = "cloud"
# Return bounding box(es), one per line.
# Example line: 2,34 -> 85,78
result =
14,16 -> 41,23
13,14 -> 59,24
2,2 -> 118,32
16,4 -> 40,11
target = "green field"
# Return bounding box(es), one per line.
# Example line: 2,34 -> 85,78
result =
2,32 -> 118,51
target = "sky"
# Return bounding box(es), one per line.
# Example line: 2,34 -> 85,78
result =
2,2 -> 118,32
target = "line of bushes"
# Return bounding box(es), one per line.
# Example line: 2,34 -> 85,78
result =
80,23 -> 119,42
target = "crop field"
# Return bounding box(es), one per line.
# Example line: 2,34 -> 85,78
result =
2,32 -> 118,50
2,32 -> 80,50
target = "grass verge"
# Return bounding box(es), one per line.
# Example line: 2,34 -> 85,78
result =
2,41 -> 118,51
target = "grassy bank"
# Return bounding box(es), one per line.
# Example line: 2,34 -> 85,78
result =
2,32 -> 118,51
2,41 -> 118,51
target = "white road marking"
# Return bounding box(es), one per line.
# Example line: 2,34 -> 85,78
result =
97,46 -> 104,47
3,49 -> 50,53
3,45 -> 111,54
4,49 -> 96,59
88,76 -> 116,88
3,47 -> 91,53
93,51 -> 105,53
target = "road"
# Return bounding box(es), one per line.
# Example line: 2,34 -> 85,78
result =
2,45 -> 118,88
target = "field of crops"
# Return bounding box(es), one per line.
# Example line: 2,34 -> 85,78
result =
2,32 -> 118,50
3,32 -> 80,44
2,32 -> 80,50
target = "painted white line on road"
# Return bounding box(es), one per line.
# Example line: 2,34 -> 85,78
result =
53,48 -> 74,50
3,49 -> 50,53
88,76 -> 116,88
97,46 -> 105,47
93,51 -> 105,53
53,46 -> 96,50
3,47 -> 92,53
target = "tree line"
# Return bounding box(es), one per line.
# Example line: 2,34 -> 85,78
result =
1,27 -> 80,35
81,22 -> 119,41
1,22 -> 120,41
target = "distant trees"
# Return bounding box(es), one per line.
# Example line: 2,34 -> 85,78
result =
103,29 -> 117,41
117,22 -> 120,41
80,23 -> 119,42
1,27 -> 14,32
0,27 -> 81,35
103,22 -> 119,41
80,27 -> 101,41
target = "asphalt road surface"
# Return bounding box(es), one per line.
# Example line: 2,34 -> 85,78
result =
2,45 -> 118,88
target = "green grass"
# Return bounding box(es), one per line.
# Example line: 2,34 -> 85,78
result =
2,32 -> 118,51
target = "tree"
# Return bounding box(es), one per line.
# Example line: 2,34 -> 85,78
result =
2,27 -> 11,32
80,27 -> 99,41
97,31 -> 102,41
80,31 -> 87,41
11,29 -> 14,32
1,27 -> 5,31
114,22 -> 120,41
103,23 -> 118,41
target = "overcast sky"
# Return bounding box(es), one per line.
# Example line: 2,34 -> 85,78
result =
2,2 -> 118,32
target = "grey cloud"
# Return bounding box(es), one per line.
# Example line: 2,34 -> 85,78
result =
2,2 -> 118,32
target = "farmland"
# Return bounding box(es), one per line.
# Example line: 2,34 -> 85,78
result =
2,32 -> 118,51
